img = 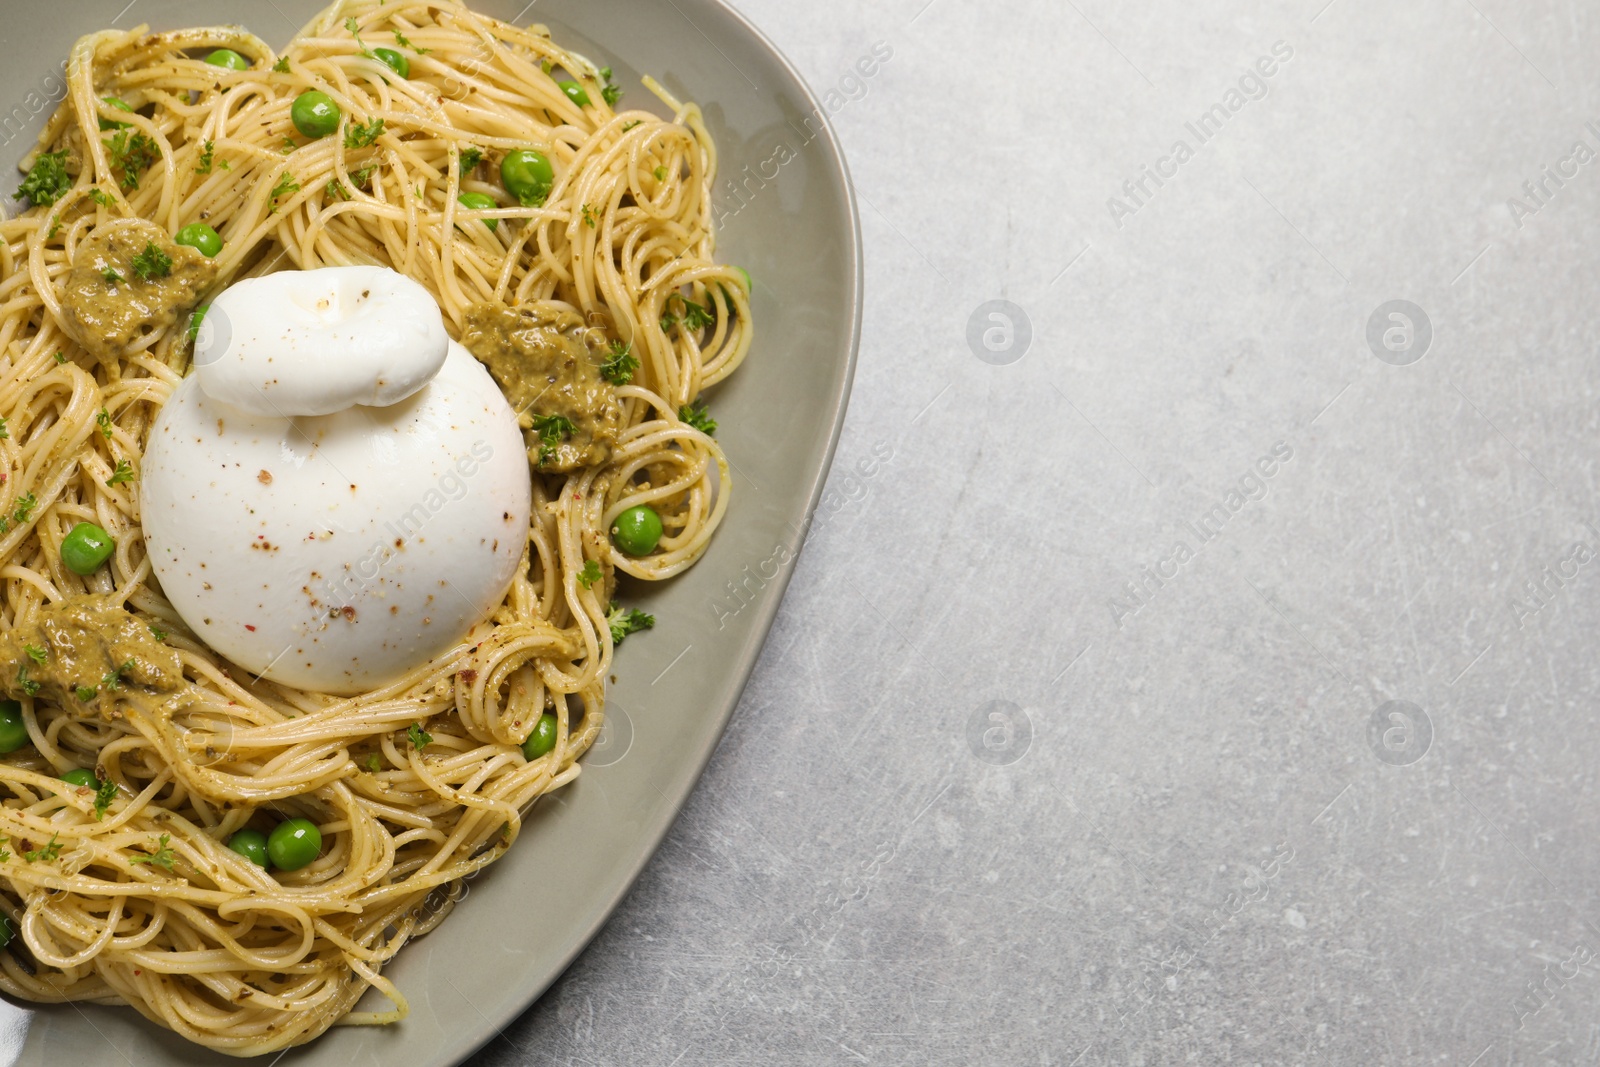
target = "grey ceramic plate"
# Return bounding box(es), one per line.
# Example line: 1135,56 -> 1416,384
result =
0,2 -> 859,1063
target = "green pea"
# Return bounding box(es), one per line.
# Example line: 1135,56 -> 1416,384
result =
0,702 -> 27,755
60,768 -> 98,789
267,818 -> 321,871
98,96 -> 134,131
456,192 -> 499,232
174,222 -> 222,258
558,80 -> 590,107
61,522 -> 115,576
290,90 -> 340,139
522,713 -> 558,760
610,505 -> 662,556
372,47 -> 409,79
205,49 -> 250,71
500,148 -> 554,207
227,828 -> 269,868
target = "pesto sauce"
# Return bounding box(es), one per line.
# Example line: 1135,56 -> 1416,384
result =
0,595 -> 181,709
460,302 -> 623,472
59,219 -> 218,363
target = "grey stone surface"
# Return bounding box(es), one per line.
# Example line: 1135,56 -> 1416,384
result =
476,0 -> 1600,1063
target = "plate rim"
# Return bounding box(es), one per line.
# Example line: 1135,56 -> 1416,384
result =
450,1 -> 863,1060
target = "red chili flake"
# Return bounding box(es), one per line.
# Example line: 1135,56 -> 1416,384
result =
245,625 -> 256,632
459,669 -> 478,683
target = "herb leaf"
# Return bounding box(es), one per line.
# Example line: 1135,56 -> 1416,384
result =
17,150 -> 71,207
600,340 -> 637,385
531,414 -> 575,468
106,460 -> 135,487
128,833 -> 174,870
458,146 -> 483,175
101,660 -> 134,692
75,685 -> 96,702
407,722 -> 432,750
22,645 -> 45,666
93,777 -> 117,820
394,29 -> 431,55
607,603 -> 655,646
273,56 -> 290,73
577,560 -> 601,588
269,170 -> 300,212
600,67 -> 623,107
196,139 -> 217,175
23,833 -> 61,864
105,130 -> 160,190
345,17 -> 376,59
679,398 -> 717,436
344,117 -> 384,149
130,241 -> 172,281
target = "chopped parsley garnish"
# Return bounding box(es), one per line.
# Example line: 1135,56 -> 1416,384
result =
148,625 -> 166,642
661,295 -> 714,333
621,120 -> 642,132
93,777 -> 117,820
269,170 -> 300,211
46,216 -> 61,240
407,722 -> 432,750
607,603 -> 655,646
130,241 -> 172,280
17,150 -> 70,207
0,417 -> 7,439
281,135 -> 298,154
11,493 -> 37,526
195,139 -> 217,175
679,398 -> 717,436
273,56 -> 290,73
600,66 -> 623,107
679,297 -> 714,330
577,560 -> 601,588
364,752 -> 382,772
54,351 -> 66,364
344,117 -> 384,149
75,685 -> 96,702
394,29 -> 431,55
600,340 -> 637,385
531,413 -> 575,467
106,460 -> 135,487
188,305 -> 207,342
16,665 -> 37,697
345,17 -> 376,58
458,146 -> 483,175
105,129 -> 160,190
101,660 -> 134,692
90,188 -> 113,207
0,837 -> 10,863
22,645 -> 45,666
23,833 -> 61,864
96,410 -> 113,438
102,267 -> 125,285
653,165 -> 667,181
128,833 -> 174,870
581,202 -> 598,228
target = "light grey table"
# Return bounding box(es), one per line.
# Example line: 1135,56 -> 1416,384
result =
479,0 -> 1600,1063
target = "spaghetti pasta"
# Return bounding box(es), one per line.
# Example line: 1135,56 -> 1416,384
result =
0,0 -> 748,1053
